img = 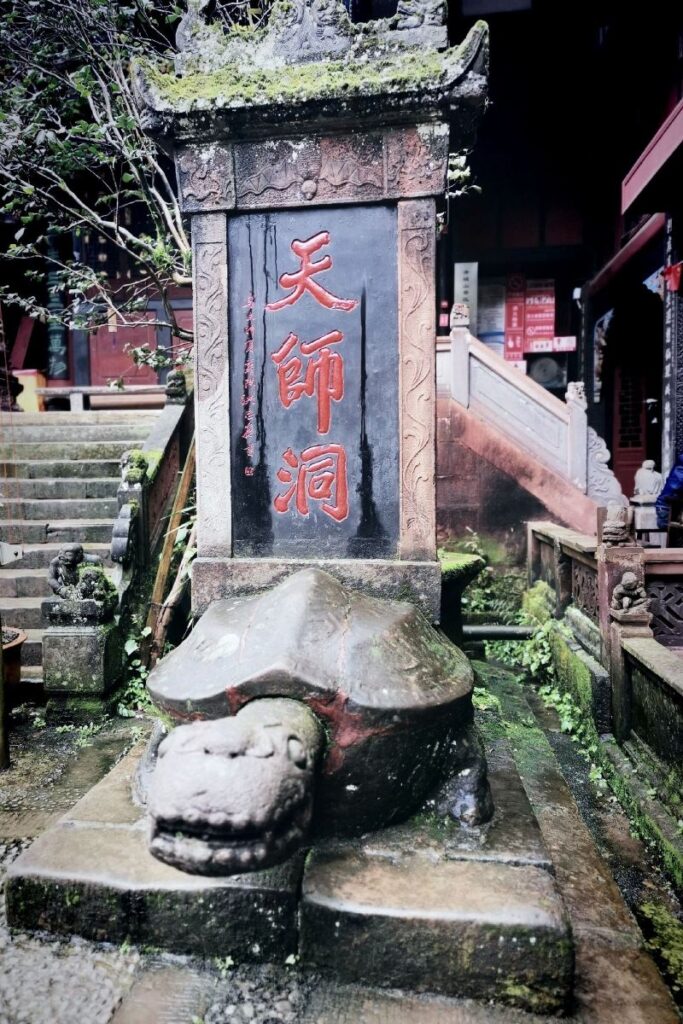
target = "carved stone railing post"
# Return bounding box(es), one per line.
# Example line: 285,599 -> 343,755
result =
42,553 -> 122,713
596,507 -> 652,740
565,382 -> 588,492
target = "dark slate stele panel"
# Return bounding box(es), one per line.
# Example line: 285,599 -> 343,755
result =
228,204 -> 399,559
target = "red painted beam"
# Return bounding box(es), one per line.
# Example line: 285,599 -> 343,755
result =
585,213 -> 666,297
622,96 -> 683,214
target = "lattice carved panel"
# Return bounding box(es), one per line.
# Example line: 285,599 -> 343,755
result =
647,579 -> 683,647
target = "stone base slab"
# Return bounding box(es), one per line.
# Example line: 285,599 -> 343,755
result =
191,557 -> 442,622
42,622 -> 121,696
5,746 -> 302,959
301,853 -> 572,1014
5,732 -> 573,1014
300,735 -> 573,1014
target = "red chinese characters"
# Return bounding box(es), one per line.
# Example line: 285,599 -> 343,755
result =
271,330 -> 344,434
267,230 -> 355,523
274,445 -> 348,523
266,232 -> 358,313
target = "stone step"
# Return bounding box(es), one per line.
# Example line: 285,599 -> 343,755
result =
0,497 -> 119,521
0,570 -> 51,598
5,542 -> 112,569
22,629 -> 43,666
0,460 -> 121,480
2,738 -> 572,1017
4,423 -> 152,443
0,477 -> 119,500
7,412 -> 159,426
20,663 -> 43,685
0,441 -> 136,460
0,519 -> 114,545
0,597 -> 45,630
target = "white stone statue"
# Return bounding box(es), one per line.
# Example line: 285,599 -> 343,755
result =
633,460 -> 663,502
565,381 -> 587,410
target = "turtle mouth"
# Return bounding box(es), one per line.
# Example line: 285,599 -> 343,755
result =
149,795 -> 312,875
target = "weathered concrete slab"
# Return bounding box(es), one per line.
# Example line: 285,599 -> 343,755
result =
5,748 -> 303,959
3,460 -> 121,480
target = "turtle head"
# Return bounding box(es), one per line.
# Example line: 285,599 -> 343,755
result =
147,698 -> 324,875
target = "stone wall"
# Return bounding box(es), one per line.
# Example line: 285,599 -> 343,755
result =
437,398 -> 560,565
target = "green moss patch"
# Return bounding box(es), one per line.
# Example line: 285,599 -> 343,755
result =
145,46 -> 445,109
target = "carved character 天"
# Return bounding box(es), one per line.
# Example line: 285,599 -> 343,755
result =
266,232 -> 358,312
274,444 -> 349,522
271,330 -> 344,433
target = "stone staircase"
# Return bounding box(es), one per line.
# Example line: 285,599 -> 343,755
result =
437,328 -> 626,534
0,411 -> 161,695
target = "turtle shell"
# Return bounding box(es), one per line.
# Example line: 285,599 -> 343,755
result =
148,568 -> 474,833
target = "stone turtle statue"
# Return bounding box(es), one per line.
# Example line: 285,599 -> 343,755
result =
142,568 -> 493,876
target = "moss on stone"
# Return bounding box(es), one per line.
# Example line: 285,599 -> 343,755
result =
602,740 -> 683,893
145,46 -> 446,110
439,551 -> 485,586
639,900 -> 683,990
522,581 -> 554,625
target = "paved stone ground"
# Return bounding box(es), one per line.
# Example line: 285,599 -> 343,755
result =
0,676 -> 681,1024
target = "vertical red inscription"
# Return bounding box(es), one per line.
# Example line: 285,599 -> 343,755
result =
242,292 -> 256,475
267,230 -> 356,524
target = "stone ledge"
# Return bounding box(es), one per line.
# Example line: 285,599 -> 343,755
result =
5,749 -> 302,959
301,851 -> 572,1014
622,637 -> 683,698
191,556 -> 442,622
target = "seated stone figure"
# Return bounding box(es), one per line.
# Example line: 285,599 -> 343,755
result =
610,571 -> 649,614
633,459 -> 663,500
47,544 -> 102,599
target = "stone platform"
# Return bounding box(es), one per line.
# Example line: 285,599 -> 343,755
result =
5,736 -> 573,1015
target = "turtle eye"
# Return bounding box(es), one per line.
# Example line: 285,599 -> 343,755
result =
287,736 -> 307,769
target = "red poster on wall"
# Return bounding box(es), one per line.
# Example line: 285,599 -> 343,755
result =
504,274 -> 526,361
524,279 -> 555,352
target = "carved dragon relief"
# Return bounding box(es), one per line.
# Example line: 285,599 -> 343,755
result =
176,147 -> 235,212
398,202 -> 436,560
587,427 -> 628,507
195,239 -> 231,551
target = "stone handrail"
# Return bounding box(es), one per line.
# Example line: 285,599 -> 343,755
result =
622,637 -> 683,699
111,390 -> 194,570
443,328 -> 626,507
